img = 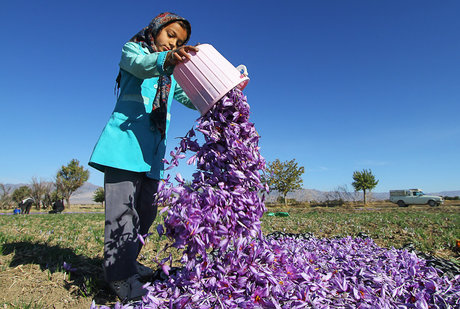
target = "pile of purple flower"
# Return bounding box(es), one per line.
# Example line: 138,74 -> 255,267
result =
93,88 -> 459,308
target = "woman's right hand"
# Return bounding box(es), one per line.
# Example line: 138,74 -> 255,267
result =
165,45 -> 199,67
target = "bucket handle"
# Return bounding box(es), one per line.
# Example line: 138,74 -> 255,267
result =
236,65 -> 249,77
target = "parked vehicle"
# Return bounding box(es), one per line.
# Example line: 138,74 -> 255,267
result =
389,189 -> 443,207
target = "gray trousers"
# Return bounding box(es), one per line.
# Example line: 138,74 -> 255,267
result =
103,167 -> 159,282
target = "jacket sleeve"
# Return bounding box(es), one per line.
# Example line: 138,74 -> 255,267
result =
119,42 -> 171,79
173,83 -> 197,110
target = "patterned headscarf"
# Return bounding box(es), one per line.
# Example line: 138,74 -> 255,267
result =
117,12 -> 191,139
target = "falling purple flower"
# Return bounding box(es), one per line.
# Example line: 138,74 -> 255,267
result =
92,88 -> 460,308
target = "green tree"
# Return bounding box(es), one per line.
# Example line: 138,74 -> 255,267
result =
12,185 -> 32,203
93,187 -> 105,206
50,189 -> 64,202
56,159 -> 90,208
264,159 -> 305,206
352,169 -> 379,205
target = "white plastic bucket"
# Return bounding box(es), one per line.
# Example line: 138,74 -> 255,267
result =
173,44 -> 249,116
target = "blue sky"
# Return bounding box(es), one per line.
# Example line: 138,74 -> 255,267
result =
1,0 -> 459,193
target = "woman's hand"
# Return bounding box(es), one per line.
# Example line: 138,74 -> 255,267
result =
165,45 -> 199,67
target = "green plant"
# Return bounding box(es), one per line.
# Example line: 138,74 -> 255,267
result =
263,159 -> 305,206
93,187 -> 104,206
352,169 -> 379,205
56,159 -> 90,207
12,185 -> 33,203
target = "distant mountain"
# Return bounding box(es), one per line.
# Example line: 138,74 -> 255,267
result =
2,183 -> 28,192
431,190 -> 460,198
72,182 -> 102,194
70,182 -> 102,204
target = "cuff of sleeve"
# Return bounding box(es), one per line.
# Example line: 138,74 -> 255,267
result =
157,51 -> 172,76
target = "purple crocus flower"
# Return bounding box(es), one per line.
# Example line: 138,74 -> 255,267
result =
92,88 -> 460,309
63,261 -> 77,272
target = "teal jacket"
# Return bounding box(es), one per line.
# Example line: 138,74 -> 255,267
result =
89,42 -> 196,179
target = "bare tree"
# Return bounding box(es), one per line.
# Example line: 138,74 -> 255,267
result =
30,177 -> 47,210
324,190 -> 340,201
334,184 -> 360,202
0,183 -> 13,209
42,181 -> 55,209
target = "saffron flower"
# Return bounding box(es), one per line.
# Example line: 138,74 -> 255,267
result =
93,88 -> 460,308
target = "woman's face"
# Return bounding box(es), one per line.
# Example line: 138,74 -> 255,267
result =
155,22 -> 188,52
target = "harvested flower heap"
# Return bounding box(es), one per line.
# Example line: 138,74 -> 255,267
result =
94,88 -> 459,309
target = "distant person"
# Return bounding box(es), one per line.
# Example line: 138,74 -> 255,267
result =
88,12 -> 199,301
19,197 -> 34,214
49,199 -> 64,214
